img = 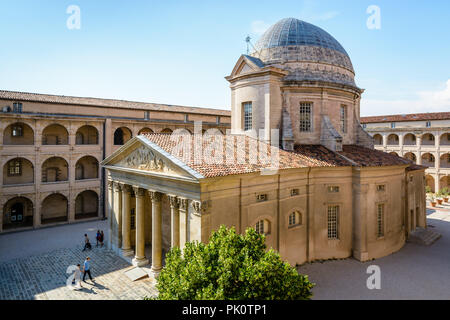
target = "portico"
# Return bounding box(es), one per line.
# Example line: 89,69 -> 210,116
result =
102,135 -> 203,276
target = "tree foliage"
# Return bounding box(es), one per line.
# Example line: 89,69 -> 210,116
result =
155,225 -> 314,300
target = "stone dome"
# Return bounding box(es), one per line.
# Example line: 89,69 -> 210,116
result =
252,18 -> 355,77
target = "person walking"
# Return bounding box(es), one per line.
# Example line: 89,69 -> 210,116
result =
96,230 -> 101,247
73,264 -> 83,289
99,230 -> 104,247
82,234 -> 91,251
82,257 -> 93,282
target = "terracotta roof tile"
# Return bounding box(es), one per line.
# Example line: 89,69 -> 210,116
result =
0,90 -> 231,117
141,134 -> 352,178
338,145 -> 412,167
361,112 -> 450,124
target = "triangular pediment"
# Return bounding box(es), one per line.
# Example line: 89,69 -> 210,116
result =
101,136 -> 203,181
229,55 -> 265,78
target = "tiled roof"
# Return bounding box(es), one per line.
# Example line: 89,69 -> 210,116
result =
406,164 -> 428,171
0,90 -> 231,117
141,134 -> 353,178
338,145 -> 412,167
361,112 -> 450,124
140,134 -> 414,178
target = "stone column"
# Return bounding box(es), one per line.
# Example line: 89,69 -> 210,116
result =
121,184 -> 133,256
113,182 -> 123,251
168,195 -> 180,248
178,198 -> 189,250
132,187 -> 149,267
107,180 -> 114,247
150,191 -> 163,276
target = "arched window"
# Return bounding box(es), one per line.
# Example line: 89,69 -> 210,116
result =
288,211 -> 302,227
255,219 -> 270,235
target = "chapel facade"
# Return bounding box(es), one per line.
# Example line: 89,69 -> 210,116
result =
102,18 -> 427,274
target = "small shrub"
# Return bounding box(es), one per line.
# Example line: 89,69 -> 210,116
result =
155,225 -> 314,300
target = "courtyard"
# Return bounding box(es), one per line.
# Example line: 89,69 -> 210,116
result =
0,205 -> 449,300
299,204 -> 450,299
0,220 -> 157,300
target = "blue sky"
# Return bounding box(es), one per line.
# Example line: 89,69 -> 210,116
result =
0,0 -> 449,116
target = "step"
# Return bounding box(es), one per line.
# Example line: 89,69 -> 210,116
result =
408,227 -> 441,246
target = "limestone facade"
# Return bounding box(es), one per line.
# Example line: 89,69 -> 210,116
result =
0,93 -> 231,233
361,114 -> 450,193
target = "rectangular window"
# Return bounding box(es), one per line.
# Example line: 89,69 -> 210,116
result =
426,121 -> 431,128
377,185 -> 386,192
377,204 -> 385,238
328,186 -> 340,193
256,194 -> 267,202
340,105 -> 347,133
300,102 -> 312,132
144,111 -> 150,120
290,189 -> 299,196
327,205 -> 339,240
391,122 -> 396,129
243,102 -> 252,131
8,160 -> 22,176
362,123 -> 367,129
13,102 -> 23,113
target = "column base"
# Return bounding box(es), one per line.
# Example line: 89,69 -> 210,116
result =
132,257 -> 149,267
121,248 -> 134,257
353,250 -> 369,262
150,267 -> 162,279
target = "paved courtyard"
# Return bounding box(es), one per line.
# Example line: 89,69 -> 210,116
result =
298,204 -> 450,300
0,220 -> 157,300
1,205 -> 450,300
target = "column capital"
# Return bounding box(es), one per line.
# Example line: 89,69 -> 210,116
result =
177,198 -> 188,211
168,195 -> 179,208
133,186 -> 146,197
149,190 -> 162,202
107,180 -> 114,189
192,200 -> 202,216
121,183 -> 132,193
113,181 -> 122,192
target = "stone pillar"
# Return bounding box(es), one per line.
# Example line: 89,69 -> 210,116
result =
107,180 -> 114,248
168,195 -> 180,248
435,175 -> 441,194
121,184 -> 133,256
382,134 -> 387,149
150,191 -> 163,276
113,182 -> 123,250
416,134 -> 422,148
132,187 -> 149,267
178,198 -> 189,250
34,197 -> 41,228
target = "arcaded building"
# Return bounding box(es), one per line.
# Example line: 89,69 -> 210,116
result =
361,112 -> 450,193
103,18 -> 427,273
0,91 -> 230,233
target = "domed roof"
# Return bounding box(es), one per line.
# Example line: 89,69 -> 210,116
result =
252,18 -> 354,72
255,18 -> 349,56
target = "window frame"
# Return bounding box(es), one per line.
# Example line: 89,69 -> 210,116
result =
340,105 -> 347,134
242,102 -> 253,131
288,211 -> 302,228
8,159 -> 22,176
327,205 -> 340,240
377,203 -> 385,239
299,102 -> 313,132
11,124 -> 24,137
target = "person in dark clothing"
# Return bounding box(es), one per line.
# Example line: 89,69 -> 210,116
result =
99,230 -> 104,247
82,234 -> 92,251
96,230 -> 101,247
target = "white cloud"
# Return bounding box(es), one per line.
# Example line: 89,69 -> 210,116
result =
251,20 -> 271,35
361,79 -> 450,116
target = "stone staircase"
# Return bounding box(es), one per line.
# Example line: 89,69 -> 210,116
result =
408,227 -> 442,246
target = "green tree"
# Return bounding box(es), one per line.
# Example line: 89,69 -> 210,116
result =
155,225 -> 314,300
